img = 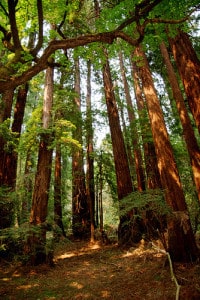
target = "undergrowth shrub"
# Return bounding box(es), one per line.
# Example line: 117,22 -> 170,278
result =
119,189 -> 171,244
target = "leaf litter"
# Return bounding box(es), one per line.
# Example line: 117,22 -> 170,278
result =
0,238 -> 200,299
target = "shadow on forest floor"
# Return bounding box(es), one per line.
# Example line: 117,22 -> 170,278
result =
0,239 -> 200,299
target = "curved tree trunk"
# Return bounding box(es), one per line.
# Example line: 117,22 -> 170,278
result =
168,29 -> 200,134
135,45 -> 198,262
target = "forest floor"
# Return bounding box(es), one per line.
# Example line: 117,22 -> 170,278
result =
0,237 -> 200,300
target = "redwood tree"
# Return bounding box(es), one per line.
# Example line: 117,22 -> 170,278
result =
118,49 -> 146,191
160,40 -> 200,202
72,57 -> 89,238
135,45 -> 198,262
102,48 -> 137,245
168,29 -> 200,134
29,66 -> 54,265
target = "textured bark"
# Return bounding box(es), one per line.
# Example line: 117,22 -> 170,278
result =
168,29 -> 200,134
86,60 -> 95,242
102,48 -> 139,245
131,54 -> 161,189
160,40 -> 200,202
29,66 -> 54,265
119,50 -> 145,191
72,58 -> 89,238
103,49 -> 133,200
136,45 -> 198,262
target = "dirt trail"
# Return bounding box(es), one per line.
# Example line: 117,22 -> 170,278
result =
0,239 -> 200,299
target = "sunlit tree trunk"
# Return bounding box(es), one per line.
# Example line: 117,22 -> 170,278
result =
131,54 -> 161,190
86,60 -> 95,242
168,29 -> 200,134
135,45 -> 198,262
72,57 -> 89,239
160,40 -> 200,203
29,66 -> 54,265
119,50 -> 145,191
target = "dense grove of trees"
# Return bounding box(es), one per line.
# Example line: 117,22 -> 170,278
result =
0,0 -> 200,265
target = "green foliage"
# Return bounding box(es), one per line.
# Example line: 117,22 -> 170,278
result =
0,119 -> 19,152
119,189 -> 171,219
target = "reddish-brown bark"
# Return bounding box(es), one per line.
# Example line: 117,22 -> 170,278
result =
29,66 -> 54,265
168,29 -> 200,134
136,45 -> 198,262
102,48 -> 141,245
119,50 -> 146,191
131,53 -> 161,189
160,40 -> 200,202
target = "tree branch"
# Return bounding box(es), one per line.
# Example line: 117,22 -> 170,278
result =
0,2 -> 9,17
0,31 -> 116,92
0,25 -> 15,52
31,0 -> 44,57
8,0 -> 22,50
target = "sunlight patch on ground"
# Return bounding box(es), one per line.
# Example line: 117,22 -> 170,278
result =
56,242 -> 101,261
57,252 -> 77,259
70,281 -> 84,289
1,277 -> 11,282
101,290 -> 111,298
16,283 -> 39,290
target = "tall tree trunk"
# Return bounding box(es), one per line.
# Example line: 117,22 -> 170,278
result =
72,57 -> 89,239
131,54 -> 161,190
6,84 -> 28,189
0,86 -> 28,228
168,29 -> 200,134
0,89 -> 15,186
28,66 -> 54,265
160,40 -> 200,203
102,48 -> 140,245
117,92 -> 136,187
86,60 -> 95,242
119,50 -> 145,191
135,45 -> 198,262
54,143 -> 66,238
